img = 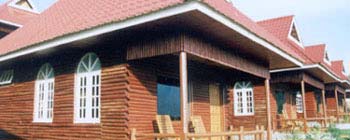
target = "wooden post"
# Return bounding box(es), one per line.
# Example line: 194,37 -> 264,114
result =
229,125 -> 233,140
335,86 -> 340,123
255,125 -> 259,140
344,92 -> 348,114
131,128 -> 136,140
239,126 -> 244,140
179,52 -> 188,139
265,79 -> 272,140
322,89 -> 328,127
301,81 -> 307,119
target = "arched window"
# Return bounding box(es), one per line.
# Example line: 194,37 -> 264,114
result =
234,81 -> 254,116
296,92 -> 303,113
34,63 -> 55,122
74,53 -> 101,123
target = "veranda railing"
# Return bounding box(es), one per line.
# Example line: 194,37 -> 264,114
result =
131,125 -> 266,140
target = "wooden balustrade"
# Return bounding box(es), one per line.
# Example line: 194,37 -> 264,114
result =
131,125 -> 266,140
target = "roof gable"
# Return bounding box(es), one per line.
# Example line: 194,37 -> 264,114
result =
331,60 -> 347,80
257,15 -> 293,40
305,44 -> 333,66
257,15 -> 303,48
288,21 -> 302,46
8,0 -> 38,13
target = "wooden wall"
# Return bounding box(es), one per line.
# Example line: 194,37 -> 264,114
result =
224,81 -> 267,131
305,90 -> 320,118
126,55 -> 268,137
127,32 -> 269,79
0,29 -> 271,139
0,43 -> 130,139
326,91 -> 337,117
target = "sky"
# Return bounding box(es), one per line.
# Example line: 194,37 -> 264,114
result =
234,0 -> 350,73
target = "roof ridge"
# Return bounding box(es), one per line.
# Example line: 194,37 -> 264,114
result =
305,44 -> 326,48
256,15 -> 294,23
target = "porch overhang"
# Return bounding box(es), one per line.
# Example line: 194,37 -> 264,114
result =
270,71 -> 324,90
126,32 -> 270,79
326,84 -> 346,94
271,64 -> 341,84
0,1 -> 301,73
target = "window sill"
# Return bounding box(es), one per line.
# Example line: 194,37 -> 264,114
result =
234,114 -> 255,117
32,121 -> 53,124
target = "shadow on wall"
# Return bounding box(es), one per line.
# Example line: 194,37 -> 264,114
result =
0,129 -> 22,140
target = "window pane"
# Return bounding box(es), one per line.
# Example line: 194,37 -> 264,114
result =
157,77 -> 180,120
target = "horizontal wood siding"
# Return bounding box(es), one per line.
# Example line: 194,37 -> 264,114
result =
191,80 -> 211,132
326,91 -> 337,117
0,45 -> 129,139
127,58 -> 183,139
305,91 -> 318,118
225,82 -> 267,131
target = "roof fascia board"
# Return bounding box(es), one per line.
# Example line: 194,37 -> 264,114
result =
270,64 -> 342,83
323,47 -> 332,65
0,19 -> 22,27
0,1 -> 303,67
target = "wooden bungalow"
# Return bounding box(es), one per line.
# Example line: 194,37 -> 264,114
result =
257,16 -> 350,131
0,0 -> 349,140
0,0 -> 313,140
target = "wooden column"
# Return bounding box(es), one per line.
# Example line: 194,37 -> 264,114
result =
344,93 -> 348,114
179,52 -> 188,139
265,79 -> 272,140
346,92 -> 348,114
301,81 -> 307,119
322,89 -> 328,126
335,87 -> 340,123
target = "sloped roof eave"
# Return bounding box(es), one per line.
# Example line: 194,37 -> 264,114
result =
0,1 -> 304,68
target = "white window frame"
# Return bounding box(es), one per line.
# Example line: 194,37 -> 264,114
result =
234,81 -> 254,116
33,64 -> 55,123
287,19 -> 304,48
324,50 -> 332,66
74,53 -> 101,124
296,92 -> 303,113
0,70 -> 14,85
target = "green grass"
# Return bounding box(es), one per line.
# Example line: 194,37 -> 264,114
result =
339,130 -> 350,140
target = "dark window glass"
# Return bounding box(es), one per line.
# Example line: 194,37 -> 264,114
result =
157,77 -> 180,120
275,91 -> 285,114
315,91 -> 322,113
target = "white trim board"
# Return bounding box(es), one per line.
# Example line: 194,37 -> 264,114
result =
287,18 -> 304,48
0,1 -> 303,67
0,19 -> 22,27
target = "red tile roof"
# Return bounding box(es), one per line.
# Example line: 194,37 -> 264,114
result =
0,0 -> 183,55
0,0 -> 347,82
305,44 -> 326,64
257,15 -> 312,64
202,0 -> 305,63
258,16 -> 348,81
331,60 -> 348,80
